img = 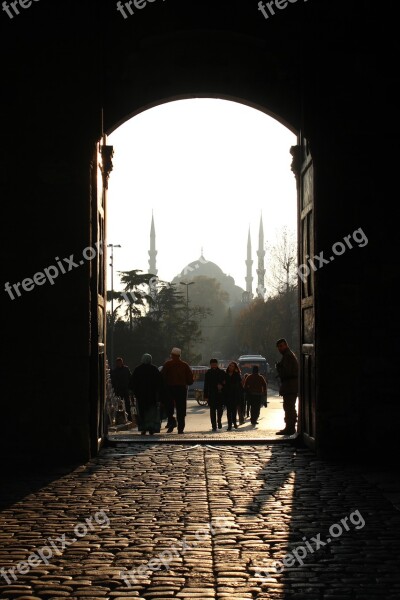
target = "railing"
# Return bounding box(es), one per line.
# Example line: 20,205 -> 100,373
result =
105,358 -> 132,430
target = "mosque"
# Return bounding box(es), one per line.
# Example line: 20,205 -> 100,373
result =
147,213 -> 267,307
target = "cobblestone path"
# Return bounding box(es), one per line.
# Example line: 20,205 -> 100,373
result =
1,444 -> 400,599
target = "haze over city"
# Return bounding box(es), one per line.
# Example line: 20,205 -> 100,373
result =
106,98 -> 297,297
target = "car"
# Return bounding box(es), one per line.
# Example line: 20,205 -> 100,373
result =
237,354 -> 270,378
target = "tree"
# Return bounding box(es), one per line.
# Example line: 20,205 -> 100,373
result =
233,289 -> 299,380
264,226 -> 299,347
184,276 -> 230,361
218,307 -> 241,360
234,298 -> 269,356
263,288 -> 299,371
107,270 -> 155,330
266,226 -> 298,297
134,281 -> 209,365
198,229 -> 299,365
119,269 -> 156,327
106,273 -> 211,368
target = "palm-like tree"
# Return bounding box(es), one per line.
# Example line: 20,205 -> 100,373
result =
107,269 -> 156,330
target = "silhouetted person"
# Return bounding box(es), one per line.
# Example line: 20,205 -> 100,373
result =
244,365 -> 267,426
223,361 -> 243,430
204,358 -> 226,431
275,338 -> 299,435
130,353 -> 164,435
241,369 -> 251,418
160,347 -> 194,434
111,357 -> 132,421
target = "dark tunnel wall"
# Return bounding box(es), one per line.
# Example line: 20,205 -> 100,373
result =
0,0 -> 398,467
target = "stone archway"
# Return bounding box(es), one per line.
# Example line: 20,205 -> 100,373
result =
94,89 -> 312,449
100,96 -> 302,444
1,1 -> 391,468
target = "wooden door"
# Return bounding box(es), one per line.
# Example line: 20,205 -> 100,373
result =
89,134 -> 113,454
291,134 -> 316,449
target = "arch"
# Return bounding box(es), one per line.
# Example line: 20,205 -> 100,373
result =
102,94 -> 303,442
3,0 -> 387,466
102,27 -> 303,141
106,94 -> 298,137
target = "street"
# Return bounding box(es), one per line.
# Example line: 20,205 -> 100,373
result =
109,386 -> 298,439
181,387 -> 287,434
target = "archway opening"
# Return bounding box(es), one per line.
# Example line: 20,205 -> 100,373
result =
103,97 -> 299,440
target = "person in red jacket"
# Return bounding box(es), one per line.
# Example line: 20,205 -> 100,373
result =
160,347 -> 194,434
244,365 -> 267,426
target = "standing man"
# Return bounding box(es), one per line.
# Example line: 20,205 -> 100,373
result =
275,338 -> 299,435
161,347 -> 194,434
111,357 -> 132,421
203,358 -> 226,432
243,365 -> 267,427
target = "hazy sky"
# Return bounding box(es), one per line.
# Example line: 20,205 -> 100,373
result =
106,99 -> 297,296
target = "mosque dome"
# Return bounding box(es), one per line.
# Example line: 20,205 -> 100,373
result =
174,254 -> 225,281
147,214 -> 267,304
172,254 -> 245,307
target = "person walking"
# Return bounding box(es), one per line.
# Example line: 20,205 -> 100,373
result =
239,376 -> 247,425
223,361 -> 243,430
130,353 -> 164,435
275,338 -> 299,435
203,358 -> 226,431
244,365 -> 267,427
241,370 -> 251,420
160,348 -> 194,434
110,357 -> 133,421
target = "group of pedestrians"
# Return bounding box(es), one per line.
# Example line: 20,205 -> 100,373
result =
203,358 -> 267,431
110,338 -> 298,436
110,347 -> 193,435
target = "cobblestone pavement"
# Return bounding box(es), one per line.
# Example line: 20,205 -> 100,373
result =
1,444 -> 400,600
108,429 -> 292,442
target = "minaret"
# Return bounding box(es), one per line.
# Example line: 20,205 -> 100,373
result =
256,213 -> 266,298
245,226 -> 253,299
148,212 -> 158,275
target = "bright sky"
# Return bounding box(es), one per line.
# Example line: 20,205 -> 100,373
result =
106,98 -> 297,295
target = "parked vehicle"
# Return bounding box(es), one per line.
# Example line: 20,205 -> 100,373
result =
237,354 -> 270,379
188,366 -> 209,404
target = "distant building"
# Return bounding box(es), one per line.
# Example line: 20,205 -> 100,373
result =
148,211 -> 157,276
173,252 -> 246,307
256,213 -> 266,298
148,214 -> 266,304
245,226 -> 253,299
